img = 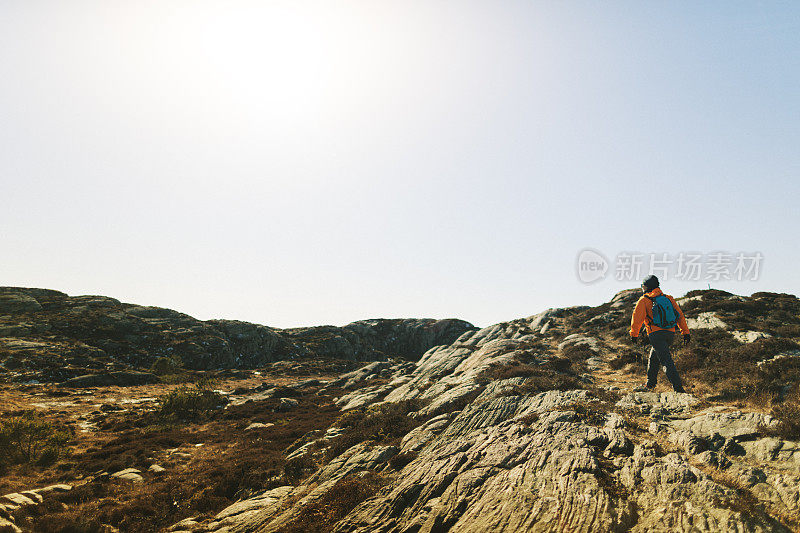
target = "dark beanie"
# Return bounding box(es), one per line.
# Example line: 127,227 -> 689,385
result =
643,275 -> 660,290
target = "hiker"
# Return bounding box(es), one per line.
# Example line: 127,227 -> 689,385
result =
630,275 -> 690,393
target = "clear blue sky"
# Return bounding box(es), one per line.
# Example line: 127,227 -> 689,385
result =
2,1 -> 799,328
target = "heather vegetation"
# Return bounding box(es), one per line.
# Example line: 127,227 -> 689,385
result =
276,471 -> 389,533
321,399 -> 426,462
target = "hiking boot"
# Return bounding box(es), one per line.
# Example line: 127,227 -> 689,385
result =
633,384 -> 654,392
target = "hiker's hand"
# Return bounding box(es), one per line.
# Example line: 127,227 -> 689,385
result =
683,334 -> 691,346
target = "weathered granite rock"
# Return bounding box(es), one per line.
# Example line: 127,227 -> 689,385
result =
330,362 -> 393,389
0,484 -> 73,532
401,413 -> 456,453
558,333 -> 602,353
336,384 -> 394,411
671,410 -> 776,439
414,382 -> 483,418
732,330 -> 773,343
616,391 -> 701,417
701,450 -> 734,469
330,410 -> 786,533
686,312 -> 728,329
168,486 -> 295,532
244,422 -> 274,431
610,289 -> 642,309
669,429 -> 709,455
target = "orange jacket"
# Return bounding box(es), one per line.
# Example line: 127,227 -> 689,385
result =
630,288 -> 690,337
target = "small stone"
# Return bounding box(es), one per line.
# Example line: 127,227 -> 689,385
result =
169,451 -> 192,460
148,464 -> 166,474
245,422 -> 275,431
276,398 -> 299,412
111,468 -> 144,482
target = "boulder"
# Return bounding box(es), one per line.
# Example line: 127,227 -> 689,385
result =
686,312 -> 728,329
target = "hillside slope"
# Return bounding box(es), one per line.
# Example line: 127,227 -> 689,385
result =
167,289 -> 800,532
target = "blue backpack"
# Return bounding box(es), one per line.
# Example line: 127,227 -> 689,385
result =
646,294 -> 679,329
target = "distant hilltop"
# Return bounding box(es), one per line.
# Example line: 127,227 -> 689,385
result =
0,286 -> 475,383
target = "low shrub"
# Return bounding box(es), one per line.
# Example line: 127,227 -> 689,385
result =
149,356 -> 183,376
608,347 -> 639,370
157,378 -> 228,421
517,412 -> 540,425
479,362 -> 546,381
558,344 -> 594,373
0,411 -> 70,466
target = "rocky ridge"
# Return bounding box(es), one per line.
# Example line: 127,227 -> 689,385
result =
0,287 -> 475,381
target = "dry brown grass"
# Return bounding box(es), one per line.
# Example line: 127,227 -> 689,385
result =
275,470 -> 390,533
5,384 -> 344,533
477,356 -> 585,395
322,400 -> 425,462
681,331 -> 800,404
760,386 -> 800,441
570,401 -> 609,426
388,450 -> 419,471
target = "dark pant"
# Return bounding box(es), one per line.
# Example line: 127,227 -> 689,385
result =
647,330 -> 684,392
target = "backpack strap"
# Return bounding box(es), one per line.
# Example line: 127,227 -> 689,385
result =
643,295 -> 655,327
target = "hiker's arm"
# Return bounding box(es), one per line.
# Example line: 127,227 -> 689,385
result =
630,298 -> 646,337
669,295 -> 690,334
